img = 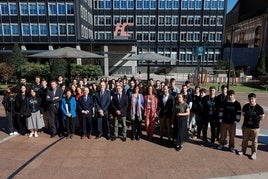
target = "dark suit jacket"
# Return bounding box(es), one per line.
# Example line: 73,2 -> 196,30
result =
46,87 -> 63,111
95,90 -> 111,116
77,95 -> 94,116
159,94 -> 175,118
111,93 -> 129,117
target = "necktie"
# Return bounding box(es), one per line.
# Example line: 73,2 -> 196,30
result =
118,94 -> 121,102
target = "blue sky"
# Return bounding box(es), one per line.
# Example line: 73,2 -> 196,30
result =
227,0 -> 238,12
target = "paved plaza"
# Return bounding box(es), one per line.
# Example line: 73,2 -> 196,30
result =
0,92 -> 267,179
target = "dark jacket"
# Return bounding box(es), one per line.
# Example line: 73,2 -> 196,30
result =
158,94 -> 175,118
77,95 -> 94,117
111,93 -> 129,117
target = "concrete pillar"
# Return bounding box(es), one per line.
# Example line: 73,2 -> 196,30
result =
48,45 -> 54,50
131,45 -> 137,75
76,45 -> 82,65
21,45 -> 26,50
103,45 -> 109,76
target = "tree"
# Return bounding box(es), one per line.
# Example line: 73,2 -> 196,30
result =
256,48 -> 266,76
7,43 -> 26,77
0,63 -> 14,84
20,62 -> 50,82
49,58 -> 67,80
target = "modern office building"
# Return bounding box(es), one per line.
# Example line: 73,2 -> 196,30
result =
0,0 -> 227,76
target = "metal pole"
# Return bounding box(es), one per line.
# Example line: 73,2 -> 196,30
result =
227,25 -> 234,89
147,61 -> 150,85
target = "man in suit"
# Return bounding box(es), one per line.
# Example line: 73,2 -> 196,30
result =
46,80 -> 63,138
95,81 -> 111,139
77,87 -> 94,139
111,84 -> 129,142
159,85 -> 175,142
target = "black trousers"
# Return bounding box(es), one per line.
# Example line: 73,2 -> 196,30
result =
65,117 -> 76,135
131,116 -> 142,139
6,111 -> 16,133
82,114 -> 93,135
174,117 -> 188,146
49,107 -> 63,135
97,113 -> 110,137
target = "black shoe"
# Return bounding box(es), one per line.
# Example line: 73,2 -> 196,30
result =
135,136 -> 140,141
111,137 -> 117,141
58,133 -> 63,137
131,136 -> 134,141
96,133 -> 103,139
106,135 -> 111,140
50,134 -> 56,138
122,137 -> 127,142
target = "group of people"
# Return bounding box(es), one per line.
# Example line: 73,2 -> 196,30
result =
1,75 -> 265,160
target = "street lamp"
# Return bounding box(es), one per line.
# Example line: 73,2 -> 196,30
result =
227,25 -> 240,89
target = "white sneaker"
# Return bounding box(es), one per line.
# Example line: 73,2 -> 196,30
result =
251,153 -> 257,160
29,132 -> 34,138
34,132 -> 38,138
217,145 -> 224,150
9,132 -> 14,136
13,131 -> 18,135
238,150 -> 245,156
230,148 -> 236,153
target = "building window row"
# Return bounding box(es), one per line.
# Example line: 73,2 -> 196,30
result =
180,32 -> 222,42
95,31 -> 112,39
81,5 -> 93,23
81,25 -> 93,39
181,15 -> 223,26
113,16 -> 134,25
204,0 -> 225,10
0,24 -> 19,36
179,48 -> 221,62
48,3 -> 74,15
136,31 -> 178,41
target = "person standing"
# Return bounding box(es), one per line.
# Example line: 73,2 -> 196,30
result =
46,81 -> 63,138
111,85 -> 129,142
2,86 -> 18,135
159,85 -> 175,142
129,85 -> 144,141
95,81 -> 111,139
77,87 -> 94,139
61,89 -> 77,139
173,93 -> 190,151
38,79 -> 49,133
217,90 -> 241,153
144,85 -> 158,141
238,93 -> 265,160
27,88 -> 45,138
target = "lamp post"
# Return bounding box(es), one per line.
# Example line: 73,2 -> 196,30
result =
227,25 -> 240,89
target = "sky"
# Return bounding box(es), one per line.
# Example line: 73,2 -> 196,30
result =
227,0 -> 238,12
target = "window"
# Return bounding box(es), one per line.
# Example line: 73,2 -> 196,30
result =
59,24 -> 67,35
127,0 -> 134,8
114,16 -> 120,25
172,16 -> 179,25
195,0 -> 202,9
203,16 -> 210,26
67,3 -> 74,14
202,32 -> 209,41
172,32 -> 178,41
166,0 -> 172,9
22,24 -> 30,35
180,32 -> 187,41
106,16 -> 112,25
188,16 -> 194,25
165,16 -> 172,25
150,16 -> 156,25
149,32 -> 156,41
165,33 -> 171,41
211,0 -> 217,9
68,24 -> 75,35
11,24 -> 19,35
58,4 -> 65,15
20,3 -> 28,15
188,0 -> 195,9
99,1 -> 105,8
217,16 -> 223,25
128,16 -> 134,23
99,16 -> 105,25
181,0 -> 188,9
194,16 -> 201,25
106,0 -> 112,8
186,48 -> 193,62
173,0 -> 179,9
209,32 -> 215,41
121,0 -> 127,8
113,0 -> 119,9
31,24 -> 39,35
159,16 -> 165,25
1,4 -> 8,15
158,32 -> 164,41
38,3 -> 46,15
216,32 -> 222,41
137,0 -> 142,9
179,49 -> 186,62
187,32 -> 193,41
194,32 -> 200,41
137,32 -> 142,40
204,0 -> 211,9
0,25 -> 2,35
121,16 -> 127,24
144,0 -> 149,8
106,32 -> 112,39
50,24 -> 58,35
219,0 -> 225,9
150,0 -> 157,8
159,0 -> 165,9
39,24 -> 47,35
3,24 -> 10,35
29,3 -> 37,15
143,33 -> 149,40
181,16 -> 187,25
210,16 -> 216,25
99,32 -> 105,39
9,3 -> 17,15
49,3 -> 57,15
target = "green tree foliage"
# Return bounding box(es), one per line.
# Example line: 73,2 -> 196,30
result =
20,62 -> 50,82
49,58 -> 67,80
0,63 -> 14,83
256,48 -> 266,76
71,64 -> 103,79
7,43 -> 26,76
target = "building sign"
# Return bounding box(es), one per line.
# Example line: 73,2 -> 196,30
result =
196,46 -> 204,56
114,23 -> 133,39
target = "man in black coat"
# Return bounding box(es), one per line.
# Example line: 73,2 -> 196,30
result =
46,80 -> 63,137
111,84 -> 129,142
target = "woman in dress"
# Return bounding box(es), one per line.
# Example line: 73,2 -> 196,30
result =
173,93 -> 190,151
2,86 -> 18,135
144,85 -> 158,141
130,85 -> 144,140
61,89 -> 77,138
27,88 -> 45,138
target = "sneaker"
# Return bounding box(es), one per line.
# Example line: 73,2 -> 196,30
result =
237,150 -> 245,156
217,145 -> 224,150
13,131 -> 18,135
9,132 -> 14,136
251,153 -> 257,160
29,132 -> 34,138
230,147 -> 236,153
34,132 -> 38,137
